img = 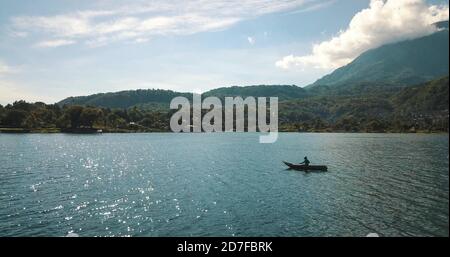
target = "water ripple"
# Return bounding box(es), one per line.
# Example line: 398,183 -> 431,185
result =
0,133 -> 448,236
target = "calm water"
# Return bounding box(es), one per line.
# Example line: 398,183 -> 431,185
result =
0,133 -> 448,237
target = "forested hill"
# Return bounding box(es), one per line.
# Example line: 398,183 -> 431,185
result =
391,76 -> 449,114
58,85 -> 308,109
58,89 -> 191,109
309,21 -> 449,88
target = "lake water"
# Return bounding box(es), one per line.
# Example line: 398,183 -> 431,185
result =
0,133 -> 448,237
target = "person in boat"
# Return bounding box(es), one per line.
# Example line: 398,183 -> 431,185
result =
299,156 -> 310,166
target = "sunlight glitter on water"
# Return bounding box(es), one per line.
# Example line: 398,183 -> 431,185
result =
0,133 -> 448,236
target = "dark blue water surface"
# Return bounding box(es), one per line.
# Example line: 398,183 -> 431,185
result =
0,133 -> 448,236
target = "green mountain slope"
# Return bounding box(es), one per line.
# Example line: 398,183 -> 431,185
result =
309,23 -> 449,88
58,89 -> 191,109
58,85 -> 308,109
392,76 -> 449,114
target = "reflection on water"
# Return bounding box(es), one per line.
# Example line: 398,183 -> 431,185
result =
0,133 -> 448,236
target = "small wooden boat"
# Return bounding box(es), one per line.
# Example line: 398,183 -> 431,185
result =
283,161 -> 328,171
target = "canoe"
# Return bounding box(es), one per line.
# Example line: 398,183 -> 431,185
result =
283,161 -> 328,171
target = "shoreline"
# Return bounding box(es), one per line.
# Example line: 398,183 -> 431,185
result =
1,127 -> 448,134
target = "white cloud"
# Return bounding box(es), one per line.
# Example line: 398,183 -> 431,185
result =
11,0 -> 314,47
35,39 -> 76,48
288,0 -> 336,14
276,0 -> 449,70
247,36 -> 255,45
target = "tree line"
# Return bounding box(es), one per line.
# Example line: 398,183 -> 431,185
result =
1,99 -> 448,133
0,101 -> 170,132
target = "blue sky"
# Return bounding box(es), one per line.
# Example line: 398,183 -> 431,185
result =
0,0 -> 448,104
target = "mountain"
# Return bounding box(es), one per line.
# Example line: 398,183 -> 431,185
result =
309,21 -> 449,88
58,85 -> 308,109
58,89 -> 191,109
